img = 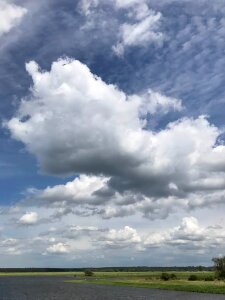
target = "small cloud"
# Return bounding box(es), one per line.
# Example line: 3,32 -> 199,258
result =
0,1 -> 27,37
18,212 -> 38,225
113,1 -> 164,55
46,242 -> 69,254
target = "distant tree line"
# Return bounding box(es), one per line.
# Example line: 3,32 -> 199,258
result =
0,266 -> 213,273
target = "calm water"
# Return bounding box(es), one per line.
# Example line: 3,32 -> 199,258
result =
0,276 -> 224,300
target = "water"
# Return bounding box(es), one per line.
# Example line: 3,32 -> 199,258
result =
0,276 -> 224,300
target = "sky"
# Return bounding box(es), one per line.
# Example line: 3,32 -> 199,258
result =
1,0 -> 225,268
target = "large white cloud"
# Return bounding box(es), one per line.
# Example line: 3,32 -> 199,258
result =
6,58 -> 225,220
98,226 -> 141,249
7,58 -> 181,180
0,1 -> 27,37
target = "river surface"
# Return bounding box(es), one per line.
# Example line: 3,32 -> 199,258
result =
0,276 -> 224,300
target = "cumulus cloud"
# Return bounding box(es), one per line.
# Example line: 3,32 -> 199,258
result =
2,217 -> 225,261
5,58 -> 225,220
98,226 -> 141,249
113,0 -> 164,56
18,212 -> 38,225
32,175 -> 109,206
113,9 -> 164,56
137,89 -> 182,115
6,58 -> 181,180
39,224 -> 141,253
0,238 -> 26,256
144,217 -> 225,253
0,1 -> 27,37
46,242 -> 69,254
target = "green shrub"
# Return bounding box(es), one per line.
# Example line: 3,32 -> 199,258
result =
161,272 -> 170,281
188,274 -> 198,281
204,276 -> 214,281
84,270 -> 94,277
170,273 -> 177,280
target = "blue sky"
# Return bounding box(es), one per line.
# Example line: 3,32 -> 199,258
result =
1,0 -> 225,267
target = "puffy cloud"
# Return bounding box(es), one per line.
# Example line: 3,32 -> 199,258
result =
98,226 -> 141,249
137,89 -> 182,115
33,175 -> 109,206
7,58 -> 181,181
46,242 -> 69,254
0,1 -> 27,37
144,217 -> 225,253
6,58 -> 225,220
113,0 -> 164,56
113,10 -> 164,56
1,213 -> 225,265
40,224 -> 141,252
2,217 -> 225,261
0,238 -> 25,256
0,238 -> 18,247
18,212 -> 38,225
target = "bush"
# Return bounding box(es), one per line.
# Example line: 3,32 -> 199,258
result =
212,256 -> 225,279
188,274 -> 198,281
170,273 -> 177,280
204,276 -> 214,281
161,273 -> 170,281
84,270 -> 94,277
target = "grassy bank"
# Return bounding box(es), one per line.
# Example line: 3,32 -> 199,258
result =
68,279 -> 225,294
67,271 -> 225,294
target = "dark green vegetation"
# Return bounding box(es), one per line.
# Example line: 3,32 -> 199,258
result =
0,266 -> 213,273
213,256 -> 225,279
160,272 -> 177,281
188,275 -> 198,281
84,270 -> 94,277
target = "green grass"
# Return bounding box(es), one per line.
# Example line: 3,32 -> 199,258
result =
74,271 -> 213,279
0,271 -> 213,279
67,271 -> 225,294
68,279 -> 225,294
